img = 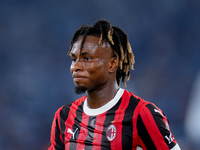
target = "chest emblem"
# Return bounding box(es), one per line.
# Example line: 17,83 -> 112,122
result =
67,128 -> 79,140
106,124 -> 117,141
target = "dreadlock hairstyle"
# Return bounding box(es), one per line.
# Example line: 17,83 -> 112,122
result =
68,19 -> 135,88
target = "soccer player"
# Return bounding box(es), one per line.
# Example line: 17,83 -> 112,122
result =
49,19 -> 180,150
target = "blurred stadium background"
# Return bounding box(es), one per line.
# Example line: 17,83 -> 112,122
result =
0,0 -> 200,149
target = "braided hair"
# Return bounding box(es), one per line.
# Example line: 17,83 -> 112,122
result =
68,19 -> 135,88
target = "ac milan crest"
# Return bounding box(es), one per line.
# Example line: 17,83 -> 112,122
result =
106,124 -> 117,141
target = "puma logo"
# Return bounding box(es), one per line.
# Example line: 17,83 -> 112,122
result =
67,128 -> 79,140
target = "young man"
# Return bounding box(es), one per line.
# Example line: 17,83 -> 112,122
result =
49,19 -> 180,150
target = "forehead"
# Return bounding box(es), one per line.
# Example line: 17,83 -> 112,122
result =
71,36 -> 112,54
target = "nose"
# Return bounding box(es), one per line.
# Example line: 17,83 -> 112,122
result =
70,59 -> 83,73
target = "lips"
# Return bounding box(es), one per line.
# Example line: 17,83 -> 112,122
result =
72,74 -> 87,82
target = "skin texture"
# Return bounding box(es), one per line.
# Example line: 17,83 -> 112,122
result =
70,36 -> 119,109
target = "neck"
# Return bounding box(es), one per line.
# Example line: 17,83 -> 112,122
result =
86,82 -> 120,109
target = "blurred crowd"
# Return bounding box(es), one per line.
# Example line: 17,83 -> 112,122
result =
0,0 -> 199,149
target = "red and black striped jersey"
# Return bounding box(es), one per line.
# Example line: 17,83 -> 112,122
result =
49,89 -> 180,150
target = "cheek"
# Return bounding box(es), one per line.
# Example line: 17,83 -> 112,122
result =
98,60 -> 110,72
83,64 -> 97,74
70,63 -> 73,74
86,61 -> 109,77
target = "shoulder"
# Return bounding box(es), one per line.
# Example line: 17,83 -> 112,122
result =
123,89 -> 149,110
124,90 -> 162,115
123,90 -> 167,123
54,96 -> 86,117
132,95 -> 167,124
138,101 -> 166,120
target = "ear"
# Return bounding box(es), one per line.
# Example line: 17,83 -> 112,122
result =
109,57 -> 118,73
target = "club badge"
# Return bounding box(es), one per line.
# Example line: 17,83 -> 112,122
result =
106,124 -> 117,141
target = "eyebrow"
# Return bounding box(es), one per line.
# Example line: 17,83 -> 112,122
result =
70,51 -> 92,57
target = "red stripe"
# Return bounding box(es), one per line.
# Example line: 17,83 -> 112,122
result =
76,113 -> 90,150
49,118 -> 57,150
139,105 -> 169,149
138,136 -> 147,150
92,113 -> 106,150
132,98 -> 146,149
111,90 -> 131,150
57,106 -> 64,143
49,106 -> 64,150
64,97 -> 85,150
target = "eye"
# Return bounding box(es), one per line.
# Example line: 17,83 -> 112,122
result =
84,57 -> 91,61
71,57 -> 77,62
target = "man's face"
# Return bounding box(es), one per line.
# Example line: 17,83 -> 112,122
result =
70,36 -> 114,93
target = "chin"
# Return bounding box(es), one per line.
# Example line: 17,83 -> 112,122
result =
74,86 -> 87,94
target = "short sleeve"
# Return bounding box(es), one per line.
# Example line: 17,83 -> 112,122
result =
136,103 -> 180,150
49,108 -> 65,150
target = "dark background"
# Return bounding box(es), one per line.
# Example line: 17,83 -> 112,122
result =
0,0 -> 200,149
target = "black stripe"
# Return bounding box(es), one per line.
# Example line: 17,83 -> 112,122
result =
60,104 -> 72,143
146,104 -> 176,149
55,118 -> 65,149
137,114 -> 157,150
101,98 -> 122,150
84,116 -> 97,150
122,95 -> 140,150
69,101 -> 84,150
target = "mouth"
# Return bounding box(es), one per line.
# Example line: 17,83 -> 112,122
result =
73,77 -> 86,82
72,75 -> 87,82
